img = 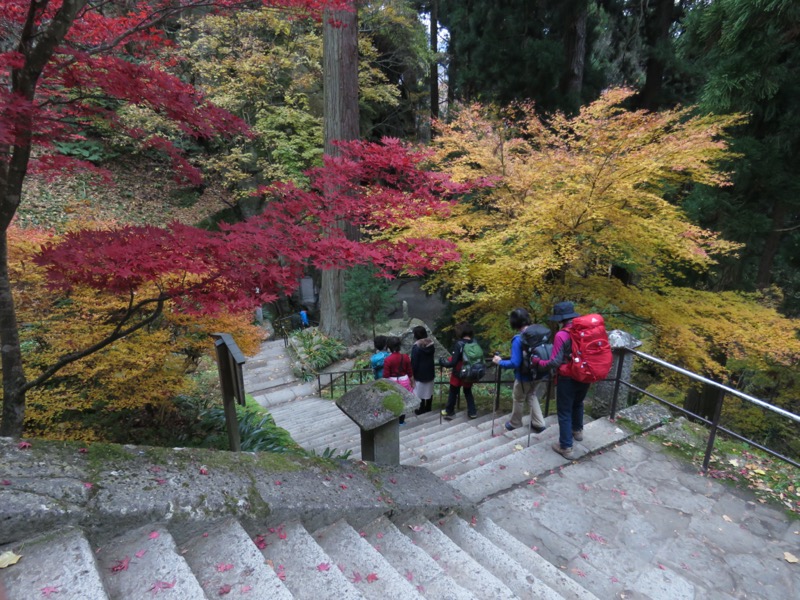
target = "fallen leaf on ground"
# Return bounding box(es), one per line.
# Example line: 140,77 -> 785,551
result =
40,586 -> 60,597
317,562 -> 331,571
784,552 -> 798,564
149,580 -> 175,593
722,515 -> 733,522
0,551 -> 21,568
111,556 -> 130,572
366,573 -> 378,583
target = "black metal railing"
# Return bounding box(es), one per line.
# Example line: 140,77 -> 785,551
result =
317,361 -> 552,440
314,349 -> 799,471
609,348 -> 800,471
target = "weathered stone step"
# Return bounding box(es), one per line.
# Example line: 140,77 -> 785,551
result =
399,515 -> 518,599
1,527 -> 109,600
180,518 -> 293,599
451,418 -> 630,501
439,514 -> 563,600
360,516 -> 479,600
475,517 -> 601,600
257,521 -> 363,599
95,524 -> 206,600
404,413 -> 525,467
430,422 -> 559,478
314,520 -> 425,599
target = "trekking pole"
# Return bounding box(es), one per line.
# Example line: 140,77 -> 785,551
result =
492,356 -> 500,437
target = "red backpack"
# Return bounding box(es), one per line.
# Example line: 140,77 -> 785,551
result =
562,314 -> 613,383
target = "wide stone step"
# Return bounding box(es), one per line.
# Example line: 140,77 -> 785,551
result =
438,514 -> 563,600
430,422 -> 558,479
314,520 -> 425,599
399,515 -> 518,599
1,527 -> 109,600
95,524 -> 206,600
401,414 -> 519,469
257,521 -> 363,599
179,518 -> 293,599
450,418 -> 630,501
475,517 -> 601,600
360,516 -> 478,600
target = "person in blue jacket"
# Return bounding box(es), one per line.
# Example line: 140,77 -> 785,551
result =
492,308 -> 547,433
370,335 -> 390,379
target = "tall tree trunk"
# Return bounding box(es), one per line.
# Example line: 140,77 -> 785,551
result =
638,0 -> 673,110
756,200 -> 788,289
0,0 -> 86,436
320,6 -> 360,342
0,232 -> 26,437
559,0 -> 588,111
430,0 -> 439,123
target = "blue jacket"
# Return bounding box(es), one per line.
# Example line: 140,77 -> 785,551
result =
497,334 -> 533,383
370,351 -> 390,380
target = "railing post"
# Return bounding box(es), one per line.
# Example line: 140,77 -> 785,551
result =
702,387 -> 726,472
595,330 -> 642,417
609,348 -> 627,421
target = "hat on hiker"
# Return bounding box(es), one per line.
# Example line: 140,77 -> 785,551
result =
549,301 -> 580,322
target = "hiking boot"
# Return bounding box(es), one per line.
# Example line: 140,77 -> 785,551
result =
441,410 -> 455,421
573,430 -> 584,441
530,424 -> 547,434
504,421 -> 516,431
551,442 -> 574,459
468,413 -> 478,419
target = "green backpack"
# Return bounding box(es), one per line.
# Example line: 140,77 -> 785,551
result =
458,340 -> 486,382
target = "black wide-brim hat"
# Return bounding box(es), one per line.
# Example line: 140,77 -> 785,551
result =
549,301 -> 581,322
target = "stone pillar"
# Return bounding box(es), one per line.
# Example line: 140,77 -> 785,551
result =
336,380 -> 419,466
402,300 -> 409,321
360,420 -> 401,465
592,330 -> 641,417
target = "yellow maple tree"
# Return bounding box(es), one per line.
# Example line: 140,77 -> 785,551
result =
423,89 -> 800,381
7,225 -> 264,441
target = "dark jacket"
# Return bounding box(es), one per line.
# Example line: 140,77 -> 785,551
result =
411,338 -> 436,383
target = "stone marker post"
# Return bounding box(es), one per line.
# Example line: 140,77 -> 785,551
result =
336,380 -> 419,465
592,329 -> 642,417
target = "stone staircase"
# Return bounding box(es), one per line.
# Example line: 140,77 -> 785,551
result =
0,338 -> 639,600
3,510 -> 598,600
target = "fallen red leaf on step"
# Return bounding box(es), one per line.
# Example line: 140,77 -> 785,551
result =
111,556 -> 130,572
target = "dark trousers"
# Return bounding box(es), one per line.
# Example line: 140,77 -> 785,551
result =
444,384 -> 476,416
556,376 -> 590,449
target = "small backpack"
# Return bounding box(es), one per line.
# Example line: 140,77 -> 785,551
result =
563,314 -> 613,383
458,340 -> 486,382
519,324 -> 553,379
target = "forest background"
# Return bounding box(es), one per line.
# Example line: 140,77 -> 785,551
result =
1,0 -> 798,456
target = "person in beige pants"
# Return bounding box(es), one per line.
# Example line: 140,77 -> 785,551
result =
492,308 -> 548,433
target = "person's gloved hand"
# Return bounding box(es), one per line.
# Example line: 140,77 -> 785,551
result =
531,356 -> 542,370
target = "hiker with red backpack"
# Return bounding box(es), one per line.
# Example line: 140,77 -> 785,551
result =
532,301 -> 612,459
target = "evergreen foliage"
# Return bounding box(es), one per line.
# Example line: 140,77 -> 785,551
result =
342,265 -> 397,336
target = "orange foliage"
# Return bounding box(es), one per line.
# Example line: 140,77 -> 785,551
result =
7,225 -> 265,441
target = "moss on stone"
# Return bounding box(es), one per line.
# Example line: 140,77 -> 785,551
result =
373,380 -> 396,392
382,393 -> 405,416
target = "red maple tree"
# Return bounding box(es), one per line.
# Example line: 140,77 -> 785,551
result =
0,1 -> 466,437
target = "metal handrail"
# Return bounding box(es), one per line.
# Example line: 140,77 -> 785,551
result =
610,347 -> 800,471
